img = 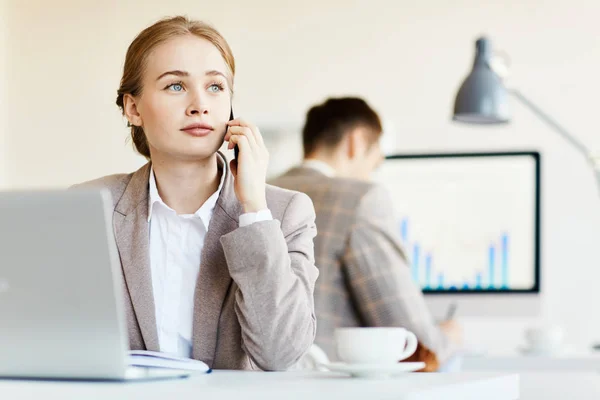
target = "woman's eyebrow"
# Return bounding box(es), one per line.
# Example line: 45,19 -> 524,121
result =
156,70 -> 226,81
156,70 -> 189,81
205,70 -> 226,79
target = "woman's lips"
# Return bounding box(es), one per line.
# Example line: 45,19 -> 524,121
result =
181,123 -> 214,137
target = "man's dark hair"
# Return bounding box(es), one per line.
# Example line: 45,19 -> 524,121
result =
302,97 -> 383,156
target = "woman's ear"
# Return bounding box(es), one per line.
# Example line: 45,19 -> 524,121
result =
123,94 -> 143,127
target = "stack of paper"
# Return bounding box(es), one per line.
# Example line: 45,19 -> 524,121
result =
127,350 -> 211,373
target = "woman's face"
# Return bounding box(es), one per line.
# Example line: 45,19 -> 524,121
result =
128,35 -> 232,162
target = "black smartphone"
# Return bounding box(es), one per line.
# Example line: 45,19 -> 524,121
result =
229,108 -> 239,160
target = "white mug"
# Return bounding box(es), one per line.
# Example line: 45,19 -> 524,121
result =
525,325 -> 564,353
334,327 -> 418,364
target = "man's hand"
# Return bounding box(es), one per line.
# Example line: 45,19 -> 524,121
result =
439,319 -> 463,346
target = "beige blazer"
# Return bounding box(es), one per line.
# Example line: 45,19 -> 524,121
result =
271,167 -> 455,369
77,155 -> 319,371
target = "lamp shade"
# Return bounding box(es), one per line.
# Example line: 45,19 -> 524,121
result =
453,37 -> 511,124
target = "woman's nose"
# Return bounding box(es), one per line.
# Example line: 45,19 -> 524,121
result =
186,95 -> 209,116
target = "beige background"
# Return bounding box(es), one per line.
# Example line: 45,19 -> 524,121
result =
2,0 -> 600,353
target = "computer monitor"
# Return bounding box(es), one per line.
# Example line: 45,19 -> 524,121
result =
372,151 -> 541,317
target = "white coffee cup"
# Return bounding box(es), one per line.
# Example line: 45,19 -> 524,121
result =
524,325 -> 564,353
334,327 -> 418,364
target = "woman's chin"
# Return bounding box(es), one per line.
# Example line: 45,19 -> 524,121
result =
150,137 -> 224,161
166,146 -> 222,162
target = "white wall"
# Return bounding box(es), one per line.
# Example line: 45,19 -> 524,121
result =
4,0 -> 600,353
0,0 -> 7,188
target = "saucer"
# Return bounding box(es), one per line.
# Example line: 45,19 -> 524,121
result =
518,345 -> 573,356
318,361 -> 425,378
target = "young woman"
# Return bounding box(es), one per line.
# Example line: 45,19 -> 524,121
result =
79,16 -> 318,371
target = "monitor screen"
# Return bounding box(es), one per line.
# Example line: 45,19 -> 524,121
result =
373,151 -> 541,294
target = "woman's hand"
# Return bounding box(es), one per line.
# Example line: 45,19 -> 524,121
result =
225,118 -> 269,213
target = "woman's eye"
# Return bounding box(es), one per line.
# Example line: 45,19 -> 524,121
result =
168,83 -> 184,92
208,84 -> 222,93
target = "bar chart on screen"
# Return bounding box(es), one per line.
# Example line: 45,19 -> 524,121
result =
374,153 -> 539,293
400,217 -> 511,291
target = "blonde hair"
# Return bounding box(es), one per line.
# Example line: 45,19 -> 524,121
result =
116,16 -> 236,159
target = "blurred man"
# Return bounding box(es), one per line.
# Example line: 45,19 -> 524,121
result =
270,97 -> 461,371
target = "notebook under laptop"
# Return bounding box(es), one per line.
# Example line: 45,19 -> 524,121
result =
0,188 -> 189,381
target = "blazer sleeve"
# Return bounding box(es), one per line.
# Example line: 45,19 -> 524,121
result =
341,184 -> 457,366
219,192 -> 318,371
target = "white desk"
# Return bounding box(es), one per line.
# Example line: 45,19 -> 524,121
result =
462,351 -> 600,371
1,370 -> 518,400
519,372 -> 600,400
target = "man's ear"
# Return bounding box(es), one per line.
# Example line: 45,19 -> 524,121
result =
123,94 -> 143,127
347,127 -> 366,160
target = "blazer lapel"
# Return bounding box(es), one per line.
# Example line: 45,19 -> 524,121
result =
113,163 -> 160,351
192,153 -> 242,365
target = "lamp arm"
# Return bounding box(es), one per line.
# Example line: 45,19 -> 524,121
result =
509,88 -> 600,194
509,88 -> 592,161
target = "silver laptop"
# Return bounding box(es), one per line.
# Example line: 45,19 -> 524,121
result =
0,188 -> 188,381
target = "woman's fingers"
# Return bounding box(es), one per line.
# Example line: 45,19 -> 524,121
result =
226,125 -> 257,151
227,118 -> 264,146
